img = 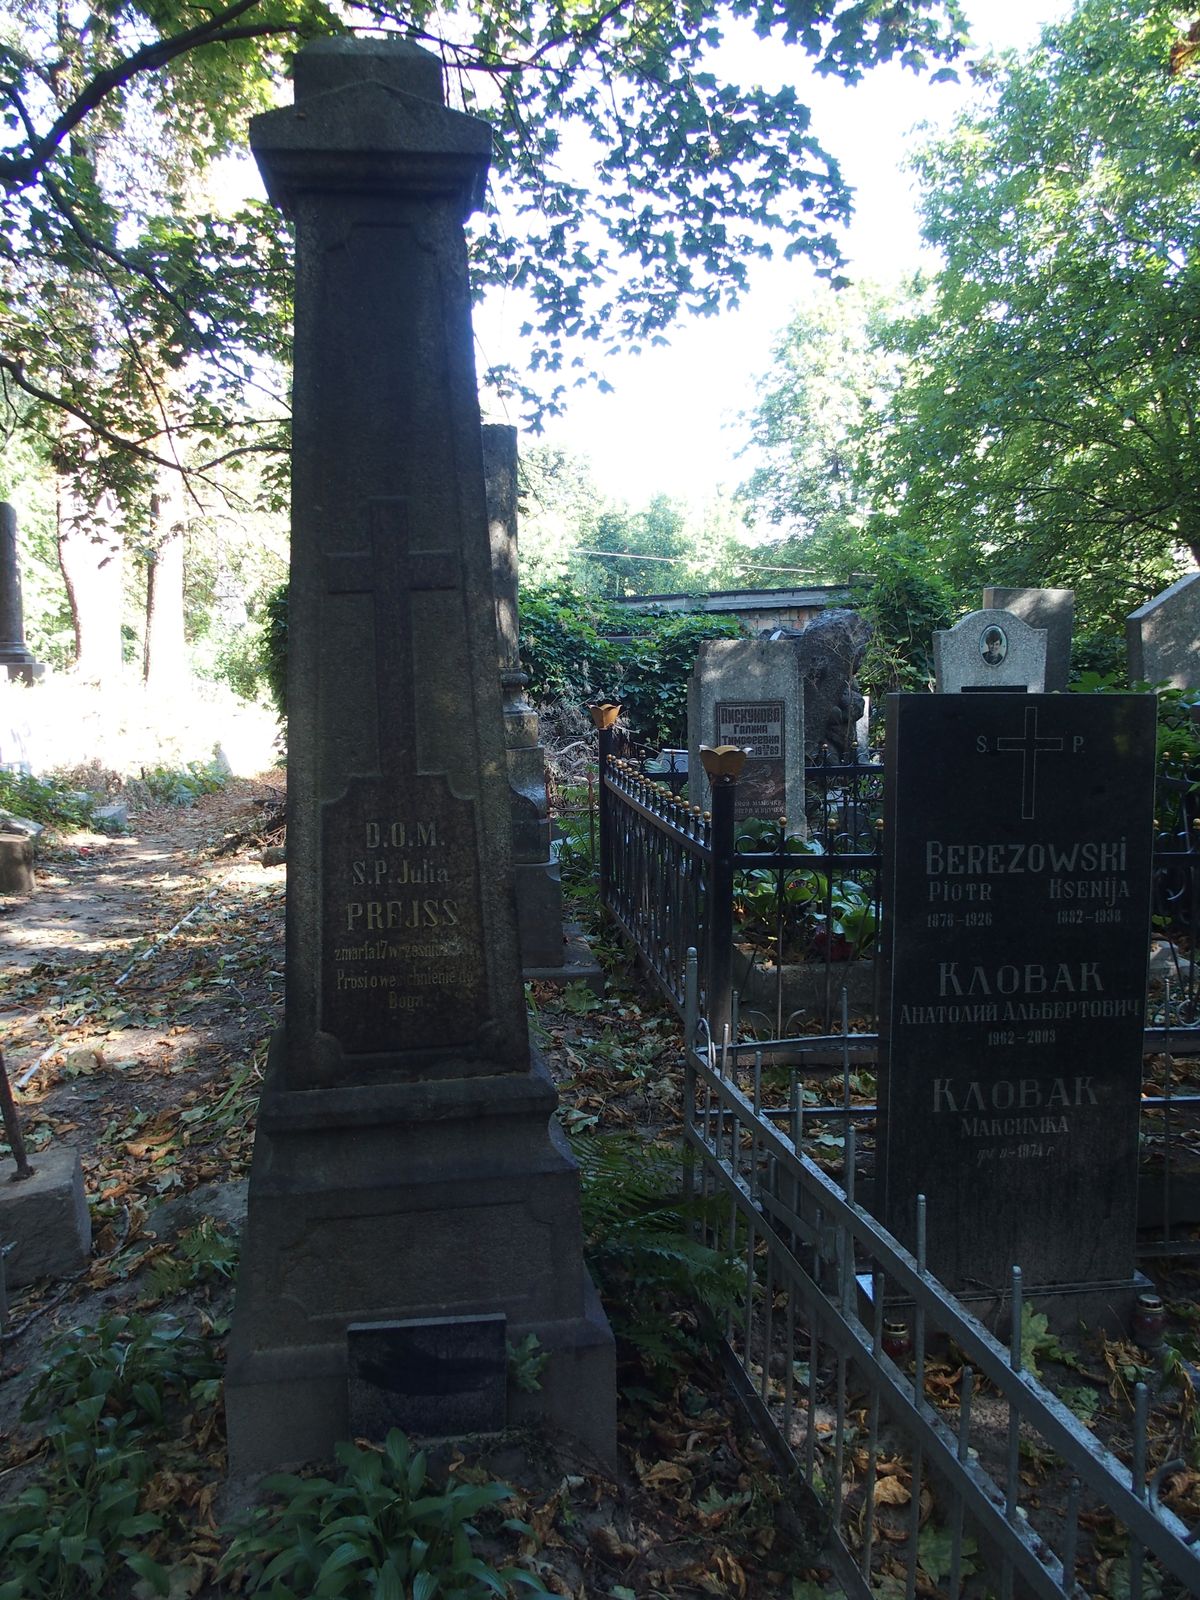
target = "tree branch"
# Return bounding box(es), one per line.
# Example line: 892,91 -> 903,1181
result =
0,1 -> 303,191
0,355 -> 284,482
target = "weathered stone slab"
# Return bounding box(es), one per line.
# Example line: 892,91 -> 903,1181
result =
0,834 -> 33,895
878,693 -> 1155,1298
982,586 -> 1075,691
1126,571 -> 1200,689
933,608 -> 1047,693
688,640 -> 804,828
0,1144 -> 91,1287
0,504 -> 41,683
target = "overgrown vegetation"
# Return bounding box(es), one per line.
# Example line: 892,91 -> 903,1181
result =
575,1132 -> 740,1394
518,585 -> 741,747
221,1429 -> 551,1600
0,770 -> 93,829
139,758 -> 229,808
0,1312 -> 222,1600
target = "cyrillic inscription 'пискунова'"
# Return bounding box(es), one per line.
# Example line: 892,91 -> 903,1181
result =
879,692 -> 1156,1300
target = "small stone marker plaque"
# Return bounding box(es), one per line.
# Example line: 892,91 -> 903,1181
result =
879,693 -> 1155,1295
716,699 -> 785,821
347,1314 -> 506,1439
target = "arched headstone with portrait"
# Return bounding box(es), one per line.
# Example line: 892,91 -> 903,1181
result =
933,608 -> 1047,693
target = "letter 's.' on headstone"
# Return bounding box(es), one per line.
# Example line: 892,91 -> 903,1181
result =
0,505 -> 42,685
878,693 -> 1155,1313
225,37 -> 613,1476
1126,572 -> 1200,689
688,640 -> 804,828
934,608 -> 1047,693
983,586 -> 1075,691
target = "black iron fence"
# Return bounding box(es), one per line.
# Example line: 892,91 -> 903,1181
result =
590,736 -> 1199,1056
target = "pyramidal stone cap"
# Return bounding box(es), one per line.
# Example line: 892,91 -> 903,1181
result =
293,35 -> 445,102
249,35 -> 491,217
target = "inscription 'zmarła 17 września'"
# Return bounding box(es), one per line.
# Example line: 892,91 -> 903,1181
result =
879,693 -> 1156,1296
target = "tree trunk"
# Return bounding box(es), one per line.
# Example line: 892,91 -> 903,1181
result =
144,489 -> 188,691
56,480 -> 124,684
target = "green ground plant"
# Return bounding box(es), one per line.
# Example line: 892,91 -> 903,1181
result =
139,758 -> 228,807
0,770 -> 93,829
220,1429 -> 551,1600
734,826 -> 877,962
573,1132 -> 740,1394
0,1312 -> 221,1600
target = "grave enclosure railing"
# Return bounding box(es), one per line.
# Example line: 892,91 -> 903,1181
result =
683,954 -> 1200,1600
589,736 -> 1200,1594
595,737 -> 1200,1052
596,735 -> 890,1041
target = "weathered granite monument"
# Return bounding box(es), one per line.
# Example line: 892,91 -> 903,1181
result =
933,607 -> 1048,693
766,609 -> 872,760
484,425 -> 600,989
878,692 -> 1156,1324
688,639 -> 804,828
1126,572 -> 1200,690
225,37 -> 613,1471
0,504 -> 42,684
982,586 -> 1075,691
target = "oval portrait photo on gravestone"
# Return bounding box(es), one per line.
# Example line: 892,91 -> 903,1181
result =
980,625 -> 1008,667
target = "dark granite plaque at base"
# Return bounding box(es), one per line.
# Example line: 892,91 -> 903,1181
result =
347,1314 -> 507,1440
878,693 -> 1155,1304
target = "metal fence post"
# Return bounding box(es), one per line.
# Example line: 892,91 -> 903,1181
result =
699,744 -> 746,1049
588,703 -> 621,914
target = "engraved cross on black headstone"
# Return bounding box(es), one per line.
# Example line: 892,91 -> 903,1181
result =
997,704 -> 1064,822
325,498 -> 460,773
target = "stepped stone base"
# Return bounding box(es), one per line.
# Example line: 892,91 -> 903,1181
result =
225,1033 -> 615,1474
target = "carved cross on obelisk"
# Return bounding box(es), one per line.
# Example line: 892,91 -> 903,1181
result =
324,499 -> 459,774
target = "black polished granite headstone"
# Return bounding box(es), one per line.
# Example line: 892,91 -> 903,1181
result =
224,37 -> 613,1474
878,693 -> 1155,1308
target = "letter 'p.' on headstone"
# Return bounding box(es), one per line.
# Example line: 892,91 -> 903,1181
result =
878,693 -> 1155,1314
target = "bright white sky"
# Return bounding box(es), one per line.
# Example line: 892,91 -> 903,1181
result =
474,0 -> 1070,509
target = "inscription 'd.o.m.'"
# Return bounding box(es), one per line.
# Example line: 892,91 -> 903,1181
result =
321,774 -> 487,1056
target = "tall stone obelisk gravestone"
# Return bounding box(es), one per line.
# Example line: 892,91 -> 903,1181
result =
225,37 -> 614,1473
